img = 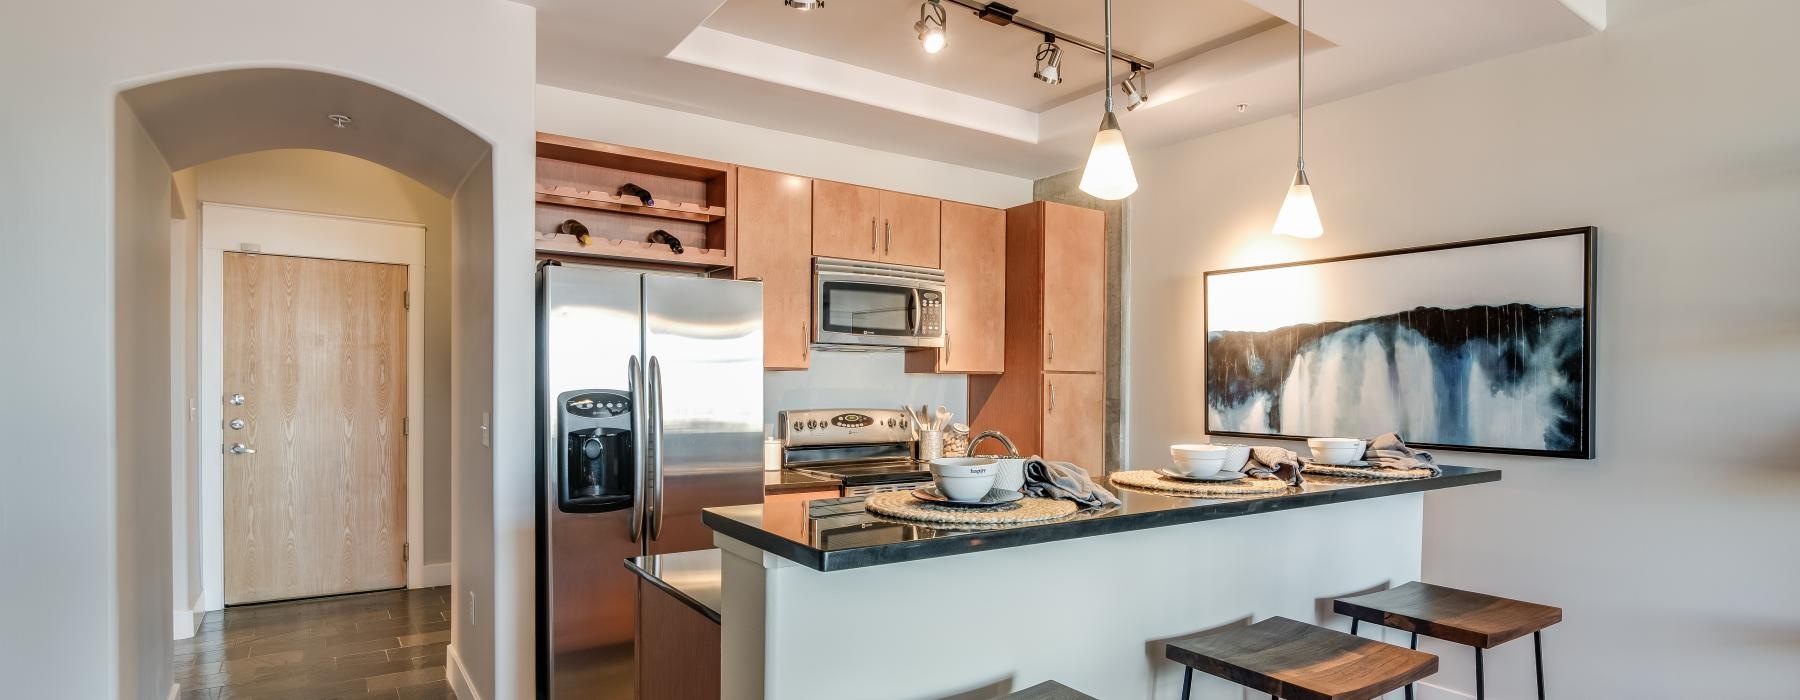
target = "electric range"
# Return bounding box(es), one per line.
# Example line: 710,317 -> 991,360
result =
777,408 -> 933,497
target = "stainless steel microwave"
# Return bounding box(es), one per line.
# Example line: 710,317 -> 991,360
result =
813,257 -> 945,348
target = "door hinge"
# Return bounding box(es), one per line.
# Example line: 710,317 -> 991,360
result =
403,416 -> 409,437
403,542 -> 409,562
403,291 -> 411,310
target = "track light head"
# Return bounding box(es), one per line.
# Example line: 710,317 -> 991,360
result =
1121,67 -> 1148,111
783,0 -> 824,10
915,0 -> 947,54
1034,39 -> 1063,85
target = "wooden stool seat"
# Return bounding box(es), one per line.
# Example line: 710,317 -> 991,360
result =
1334,582 -> 1563,649
999,680 -> 1099,699
1166,616 -> 1438,700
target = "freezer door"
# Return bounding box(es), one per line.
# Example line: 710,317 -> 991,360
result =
643,274 -> 767,555
539,264 -> 644,700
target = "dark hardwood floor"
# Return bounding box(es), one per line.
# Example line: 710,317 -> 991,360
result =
173,586 -> 457,699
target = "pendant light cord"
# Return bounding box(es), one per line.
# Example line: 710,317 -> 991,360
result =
1104,0 -> 1115,113
1296,0 -> 1306,171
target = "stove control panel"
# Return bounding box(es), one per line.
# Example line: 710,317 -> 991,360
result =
779,408 -> 915,448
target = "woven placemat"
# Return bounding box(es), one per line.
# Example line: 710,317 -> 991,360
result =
1302,464 -> 1435,480
1109,469 -> 1291,496
864,491 -> 1079,525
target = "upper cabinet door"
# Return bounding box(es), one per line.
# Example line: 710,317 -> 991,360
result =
879,190 -> 942,268
812,180 -> 882,262
735,167 -> 814,370
935,201 -> 1004,373
1041,202 -> 1105,373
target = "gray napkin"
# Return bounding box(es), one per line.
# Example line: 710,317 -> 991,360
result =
1248,446 -> 1305,486
1023,458 -> 1121,508
1362,433 -> 1442,475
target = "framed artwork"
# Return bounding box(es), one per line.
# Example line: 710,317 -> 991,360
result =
1204,227 -> 1595,458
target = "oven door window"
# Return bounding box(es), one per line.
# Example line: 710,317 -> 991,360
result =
820,281 -> 917,337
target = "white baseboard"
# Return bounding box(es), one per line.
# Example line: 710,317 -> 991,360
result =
420,562 -> 452,588
167,683 -> 180,700
447,643 -> 482,700
172,589 -> 207,640
1415,681 -> 1476,699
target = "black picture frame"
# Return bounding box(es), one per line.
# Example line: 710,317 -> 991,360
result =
1202,227 -> 1597,459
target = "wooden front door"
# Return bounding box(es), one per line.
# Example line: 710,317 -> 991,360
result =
223,252 -> 408,604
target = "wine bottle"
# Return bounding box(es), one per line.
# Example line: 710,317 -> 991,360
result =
648,230 -> 684,254
617,183 -> 654,206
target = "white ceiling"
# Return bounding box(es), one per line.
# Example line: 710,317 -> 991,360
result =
529,0 -> 1604,180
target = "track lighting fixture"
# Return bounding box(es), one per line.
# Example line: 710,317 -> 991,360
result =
1033,36 -> 1063,85
783,0 -> 824,10
1272,0 -> 1324,238
1078,0 -> 1138,200
1120,66 -> 1148,111
915,0 -> 948,54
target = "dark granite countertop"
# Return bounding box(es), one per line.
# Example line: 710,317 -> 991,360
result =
763,469 -> 840,495
704,465 -> 1500,572
623,549 -> 721,623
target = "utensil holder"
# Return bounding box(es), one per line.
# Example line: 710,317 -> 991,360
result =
918,430 -> 945,461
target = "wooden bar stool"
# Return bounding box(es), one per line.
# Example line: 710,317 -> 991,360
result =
1165,616 -> 1437,700
1334,582 -> 1563,699
998,680 -> 1099,699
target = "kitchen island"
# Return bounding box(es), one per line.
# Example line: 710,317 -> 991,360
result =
703,465 -> 1498,700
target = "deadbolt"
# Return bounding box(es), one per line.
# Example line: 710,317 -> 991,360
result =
228,393 -> 246,406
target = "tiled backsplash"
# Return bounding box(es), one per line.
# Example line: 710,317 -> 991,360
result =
762,349 -> 967,438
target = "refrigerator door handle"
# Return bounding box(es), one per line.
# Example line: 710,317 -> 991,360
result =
628,354 -> 645,543
648,355 -> 667,541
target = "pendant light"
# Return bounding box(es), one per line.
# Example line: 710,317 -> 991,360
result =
1272,0 -> 1324,238
1078,0 -> 1138,200
915,0 -> 947,54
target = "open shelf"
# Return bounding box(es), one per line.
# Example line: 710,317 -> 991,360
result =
533,132 -> 736,268
534,185 -> 725,223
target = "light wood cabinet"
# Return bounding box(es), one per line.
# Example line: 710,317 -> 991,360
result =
735,167 -> 814,370
811,179 -> 881,261
879,190 -> 941,268
1041,372 -> 1104,473
1042,203 -> 1105,373
967,201 -> 1107,474
812,180 -> 941,267
907,201 -> 1004,374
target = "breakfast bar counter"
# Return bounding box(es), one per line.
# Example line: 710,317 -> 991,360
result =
705,466 -> 1499,700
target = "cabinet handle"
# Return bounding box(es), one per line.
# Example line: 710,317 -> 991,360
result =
884,220 -> 891,254
944,332 -> 950,360
1049,381 -> 1056,413
870,218 -> 877,252
1047,330 -> 1056,362
802,323 -> 809,360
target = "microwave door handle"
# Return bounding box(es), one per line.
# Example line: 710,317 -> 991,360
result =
628,355 -> 645,543
910,288 -> 923,335
649,356 -> 666,541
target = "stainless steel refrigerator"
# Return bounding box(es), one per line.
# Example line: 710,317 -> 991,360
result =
537,262 -> 765,699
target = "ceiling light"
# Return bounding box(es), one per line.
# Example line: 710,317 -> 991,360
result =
783,0 -> 824,10
915,0 -> 948,54
1078,0 -> 1137,200
1034,37 -> 1063,85
1121,67 -> 1148,111
1272,0 -> 1323,238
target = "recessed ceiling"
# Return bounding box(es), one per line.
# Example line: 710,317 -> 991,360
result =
703,0 -> 1279,112
528,0 -> 1606,179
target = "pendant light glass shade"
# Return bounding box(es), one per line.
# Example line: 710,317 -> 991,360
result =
1272,170 -> 1323,239
1079,112 -> 1138,200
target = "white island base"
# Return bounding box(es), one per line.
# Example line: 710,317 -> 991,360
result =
715,493 -> 1427,700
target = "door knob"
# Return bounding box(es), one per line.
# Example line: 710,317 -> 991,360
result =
229,443 -> 256,455
229,419 -> 246,430
228,393 -> 246,406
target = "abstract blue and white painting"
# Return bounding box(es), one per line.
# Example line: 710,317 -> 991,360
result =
1205,229 -> 1593,457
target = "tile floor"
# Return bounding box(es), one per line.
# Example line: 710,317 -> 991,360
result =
172,586 -> 456,699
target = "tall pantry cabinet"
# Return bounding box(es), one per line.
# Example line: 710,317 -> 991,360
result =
967,201 -> 1107,474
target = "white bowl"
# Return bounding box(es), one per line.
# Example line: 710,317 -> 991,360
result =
991,457 -> 1028,492
1170,444 -> 1229,461
1173,455 -> 1226,478
1217,444 -> 1252,471
1307,438 -> 1366,465
930,457 -> 999,500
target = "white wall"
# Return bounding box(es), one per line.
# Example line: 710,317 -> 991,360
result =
537,85 -> 1030,427
1126,0 -> 1800,696
170,167 -> 204,636
186,148 -> 456,567
0,2 -> 536,698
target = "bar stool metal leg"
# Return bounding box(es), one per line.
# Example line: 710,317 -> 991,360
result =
1351,618 -> 1359,635
1475,647 -> 1485,700
1403,632 -> 1417,700
1180,667 -> 1192,700
1535,631 -> 1546,699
